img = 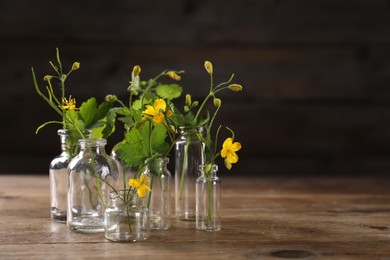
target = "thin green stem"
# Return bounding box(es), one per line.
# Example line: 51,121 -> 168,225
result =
207,177 -> 212,225
194,93 -> 212,122
31,68 -> 63,116
178,142 -> 189,201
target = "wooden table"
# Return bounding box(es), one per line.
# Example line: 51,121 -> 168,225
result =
1,175 -> 390,259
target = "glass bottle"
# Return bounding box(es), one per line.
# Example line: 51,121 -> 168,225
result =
196,164 -> 221,231
67,138 -> 118,233
49,129 -> 89,222
105,191 -> 150,242
174,126 -> 205,221
142,157 -> 171,230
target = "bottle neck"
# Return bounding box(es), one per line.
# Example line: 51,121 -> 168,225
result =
58,129 -> 92,154
199,164 -> 218,178
79,138 -> 107,155
145,157 -> 169,175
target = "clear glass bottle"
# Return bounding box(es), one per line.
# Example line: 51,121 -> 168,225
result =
67,138 -> 118,233
105,191 -> 150,242
142,157 -> 171,230
196,164 -> 221,231
50,129 -> 89,222
175,126 -> 205,221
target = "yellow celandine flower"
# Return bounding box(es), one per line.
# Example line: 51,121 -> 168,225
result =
129,175 -> 152,198
143,99 -> 170,125
221,137 -> 242,170
59,97 -> 79,110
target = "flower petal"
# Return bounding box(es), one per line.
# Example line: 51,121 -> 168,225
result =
224,158 -> 232,170
154,99 -> 166,112
153,113 -> 165,124
230,142 -> 242,152
137,186 -> 147,198
143,105 -> 156,118
129,179 -> 140,188
223,138 -> 233,149
227,151 -> 239,164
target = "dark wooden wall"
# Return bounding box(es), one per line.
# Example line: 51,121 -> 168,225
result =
2,0 -> 390,176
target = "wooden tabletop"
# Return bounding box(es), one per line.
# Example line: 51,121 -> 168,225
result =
1,175 -> 390,259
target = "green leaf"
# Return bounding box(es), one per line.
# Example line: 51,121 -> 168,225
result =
139,121 -> 151,154
151,124 -> 169,155
95,101 -> 112,122
101,109 -> 117,138
131,99 -> 142,110
155,84 -> 182,99
79,98 -> 98,127
118,127 -> 149,167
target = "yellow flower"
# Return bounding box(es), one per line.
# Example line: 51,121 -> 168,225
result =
143,99 -> 169,124
59,97 -> 79,110
204,61 -> 213,74
132,65 -> 141,77
221,137 -> 242,170
129,175 -> 152,198
71,62 -> 80,71
167,71 -> 181,81
228,84 -> 243,92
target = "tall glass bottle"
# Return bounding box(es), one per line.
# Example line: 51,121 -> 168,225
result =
142,157 -> 171,230
50,129 -> 89,222
174,126 -> 205,221
196,164 -> 221,231
67,138 -> 118,233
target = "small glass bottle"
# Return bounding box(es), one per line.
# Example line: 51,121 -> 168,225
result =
67,138 -> 118,233
174,126 -> 205,221
105,191 -> 150,242
196,164 -> 221,231
50,129 -> 89,222
142,157 -> 171,230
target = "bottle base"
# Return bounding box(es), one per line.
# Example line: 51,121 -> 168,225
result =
105,232 -> 149,242
68,217 -> 105,233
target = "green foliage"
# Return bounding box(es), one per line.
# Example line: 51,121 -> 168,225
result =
78,98 -> 115,138
151,124 -> 169,155
118,126 -> 149,167
155,84 -> 182,99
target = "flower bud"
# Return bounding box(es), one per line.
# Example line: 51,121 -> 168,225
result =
228,84 -> 243,92
204,61 -> 213,74
185,94 -> 192,107
192,101 -> 199,107
213,98 -> 221,108
105,94 -> 117,103
43,75 -> 53,81
71,62 -> 80,71
132,65 -> 141,77
167,71 -> 181,81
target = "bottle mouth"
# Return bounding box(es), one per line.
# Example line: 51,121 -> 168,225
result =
57,129 -> 92,137
178,126 -> 205,133
79,138 -> 107,146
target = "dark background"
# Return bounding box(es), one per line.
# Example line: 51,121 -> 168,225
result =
2,0 -> 390,176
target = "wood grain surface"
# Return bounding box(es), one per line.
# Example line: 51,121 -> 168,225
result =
1,175 -> 390,259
